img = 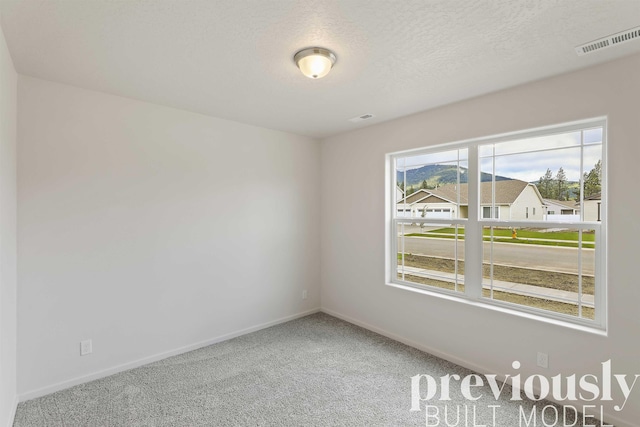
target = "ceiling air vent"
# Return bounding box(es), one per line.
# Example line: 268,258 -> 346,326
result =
348,114 -> 375,123
576,25 -> 640,56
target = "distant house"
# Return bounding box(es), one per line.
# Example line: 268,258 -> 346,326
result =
396,188 -> 459,219
582,192 -> 602,222
544,199 -> 579,215
396,179 -> 545,221
543,199 -> 580,222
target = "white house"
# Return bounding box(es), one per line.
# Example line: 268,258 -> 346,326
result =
397,179 -> 545,221
544,199 -> 580,215
396,188 -> 459,219
543,199 -> 581,222
583,193 -> 602,222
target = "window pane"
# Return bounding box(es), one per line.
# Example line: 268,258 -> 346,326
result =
485,130 -> 581,157
397,222 -> 408,282
479,144 -> 494,158
400,149 -> 468,168
500,147 -> 579,207
482,226 -> 594,318
397,222 -> 464,293
581,230 -> 596,320
480,157 -> 497,219
395,149 -> 468,220
584,127 -> 603,145
581,145 -> 602,222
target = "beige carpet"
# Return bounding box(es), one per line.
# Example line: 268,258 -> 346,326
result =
14,313 -> 588,426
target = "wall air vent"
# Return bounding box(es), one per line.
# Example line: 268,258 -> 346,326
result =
348,114 -> 375,123
576,25 -> 640,56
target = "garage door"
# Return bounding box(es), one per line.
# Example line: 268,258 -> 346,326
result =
425,208 -> 452,219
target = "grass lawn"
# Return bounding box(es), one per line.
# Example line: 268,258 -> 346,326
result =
405,227 -> 595,248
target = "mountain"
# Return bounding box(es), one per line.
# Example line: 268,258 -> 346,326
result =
397,164 -> 510,188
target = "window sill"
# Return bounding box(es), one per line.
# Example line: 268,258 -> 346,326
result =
386,280 -> 607,336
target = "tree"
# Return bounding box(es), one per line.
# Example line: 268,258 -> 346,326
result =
406,186 -> 416,196
420,205 -> 428,232
536,168 -> 554,199
421,179 -> 428,189
556,167 -> 567,201
397,181 -> 405,192
583,160 -> 601,198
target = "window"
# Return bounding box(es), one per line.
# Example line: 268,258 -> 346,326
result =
482,206 -> 499,219
389,118 -> 606,329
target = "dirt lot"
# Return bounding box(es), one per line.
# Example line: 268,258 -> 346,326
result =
399,254 -> 595,319
401,254 -> 594,294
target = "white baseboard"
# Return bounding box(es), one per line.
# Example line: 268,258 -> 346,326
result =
19,308 -> 320,402
320,308 -> 493,377
6,396 -> 17,427
320,307 -> 629,427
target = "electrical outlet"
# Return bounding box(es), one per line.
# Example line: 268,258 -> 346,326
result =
302,290 -> 308,300
80,339 -> 93,356
537,352 -> 548,368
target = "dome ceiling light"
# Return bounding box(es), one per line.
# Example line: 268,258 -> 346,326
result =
294,47 -> 337,79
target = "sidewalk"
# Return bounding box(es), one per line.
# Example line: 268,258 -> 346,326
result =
399,266 -> 594,308
408,232 -> 595,248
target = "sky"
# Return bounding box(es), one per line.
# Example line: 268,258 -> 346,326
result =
398,128 -> 602,183
482,129 -> 602,182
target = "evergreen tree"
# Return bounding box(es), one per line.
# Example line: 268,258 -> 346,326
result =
583,160 -> 602,198
406,186 -> 416,196
556,167 -> 567,201
421,179 -> 428,189
536,168 -> 554,199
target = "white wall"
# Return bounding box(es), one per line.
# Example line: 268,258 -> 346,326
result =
0,20 -> 17,427
584,199 -> 602,222
321,53 -> 640,426
17,76 -> 320,397
510,185 -> 544,221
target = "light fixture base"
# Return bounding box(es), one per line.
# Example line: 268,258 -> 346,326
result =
294,47 -> 337,79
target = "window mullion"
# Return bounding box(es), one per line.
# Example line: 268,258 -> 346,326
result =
465,145 -> 483,299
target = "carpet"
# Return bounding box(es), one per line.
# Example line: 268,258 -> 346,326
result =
14,313 -> 592,426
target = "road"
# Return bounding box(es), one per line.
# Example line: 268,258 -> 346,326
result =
398,236 -> 594,275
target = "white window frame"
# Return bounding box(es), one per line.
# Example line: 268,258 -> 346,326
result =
386,117 -> 607,331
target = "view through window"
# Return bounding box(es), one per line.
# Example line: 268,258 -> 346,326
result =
391,119 -> 605,328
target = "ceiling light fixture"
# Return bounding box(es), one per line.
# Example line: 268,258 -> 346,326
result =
294,47 -> 337,79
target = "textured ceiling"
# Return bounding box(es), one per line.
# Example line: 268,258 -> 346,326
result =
1,0 -> 639,138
